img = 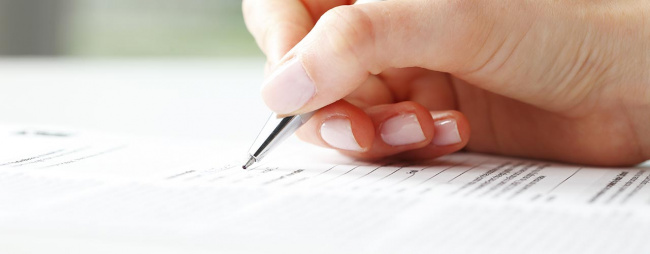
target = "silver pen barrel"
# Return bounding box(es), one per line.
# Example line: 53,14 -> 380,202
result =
243,112 -> 314,169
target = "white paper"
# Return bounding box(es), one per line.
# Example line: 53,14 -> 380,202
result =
0,126 -> 648,254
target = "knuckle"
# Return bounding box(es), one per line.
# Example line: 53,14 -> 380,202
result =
319,6 -> 377,67
440,0 -> 513,73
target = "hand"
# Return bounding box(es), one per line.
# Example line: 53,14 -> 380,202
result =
243,0 -> 650,166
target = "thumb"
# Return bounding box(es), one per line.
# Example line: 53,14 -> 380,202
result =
260,0 -> 511,115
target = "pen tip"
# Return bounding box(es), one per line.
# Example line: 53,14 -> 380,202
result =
242,156 -> 255,170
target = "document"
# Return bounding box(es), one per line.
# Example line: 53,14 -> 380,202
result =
0,125 -> 649,254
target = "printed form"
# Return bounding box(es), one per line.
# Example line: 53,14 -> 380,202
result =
0,125 -> 649,254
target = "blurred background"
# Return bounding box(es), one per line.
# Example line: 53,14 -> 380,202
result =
0,0 -> 262,57
0,0 -> 270,141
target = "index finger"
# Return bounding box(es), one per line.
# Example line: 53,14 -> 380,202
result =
243,0 -> 351,64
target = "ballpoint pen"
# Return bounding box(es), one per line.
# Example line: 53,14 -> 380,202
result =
242,112 -> 314,169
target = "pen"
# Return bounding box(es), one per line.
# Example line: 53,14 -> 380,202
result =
242,112 -> 314,169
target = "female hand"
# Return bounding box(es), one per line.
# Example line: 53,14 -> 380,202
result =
243,0 -> 650,166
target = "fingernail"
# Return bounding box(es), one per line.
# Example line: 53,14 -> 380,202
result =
380,113 -> 426,146
320,118 -> 364,151
261,58 -> 316,114
432,119 -> 462,146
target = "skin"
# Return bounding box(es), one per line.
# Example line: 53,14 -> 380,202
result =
243,0 -> 650,166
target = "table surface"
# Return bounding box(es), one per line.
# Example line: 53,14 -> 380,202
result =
0,58 -> 270,142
